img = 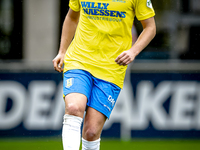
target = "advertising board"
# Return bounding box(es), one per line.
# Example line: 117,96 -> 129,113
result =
0,72 -> 200,138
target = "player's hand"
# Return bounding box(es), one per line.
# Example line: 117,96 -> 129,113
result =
115,50 -> 136,66
52,53 -> 65,72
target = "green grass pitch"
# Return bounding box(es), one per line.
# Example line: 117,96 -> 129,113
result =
0,138 -> 199,150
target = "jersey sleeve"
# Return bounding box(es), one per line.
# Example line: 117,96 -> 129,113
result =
135,0 -> 155,21
69,0 -> 80,12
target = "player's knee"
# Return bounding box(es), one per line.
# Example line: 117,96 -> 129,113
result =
84,128 -> 99,141
65,103 -> 84,117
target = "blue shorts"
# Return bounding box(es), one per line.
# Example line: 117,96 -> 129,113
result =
63,69 -> 121,119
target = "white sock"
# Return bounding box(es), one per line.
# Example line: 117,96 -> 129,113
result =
82,138 -> 101,150
62,114 -> 83,150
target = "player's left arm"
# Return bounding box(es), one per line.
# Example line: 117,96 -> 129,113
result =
115,17 -> 156,66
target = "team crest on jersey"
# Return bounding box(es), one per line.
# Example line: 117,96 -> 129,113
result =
147,0 -> 153,9
65,78 -> 74,88
112,0 -> 126,3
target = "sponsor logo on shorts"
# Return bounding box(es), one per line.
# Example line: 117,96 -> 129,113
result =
108,95 -> 115,106
65,78 -> 74,88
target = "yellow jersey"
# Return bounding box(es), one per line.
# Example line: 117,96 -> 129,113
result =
64,0 -> 155,88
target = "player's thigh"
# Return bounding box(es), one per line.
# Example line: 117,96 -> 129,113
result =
63,69 -> 93,118
64,93 -> 87,118
82,107 -> 106,140
87,77 -> 121,119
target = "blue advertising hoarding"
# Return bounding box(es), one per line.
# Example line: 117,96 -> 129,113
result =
0,71 -> 200,138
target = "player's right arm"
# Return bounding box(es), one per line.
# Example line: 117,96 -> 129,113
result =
53,8 -> 80,72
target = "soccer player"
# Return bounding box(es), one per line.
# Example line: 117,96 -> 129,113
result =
53,0 -> 156,149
